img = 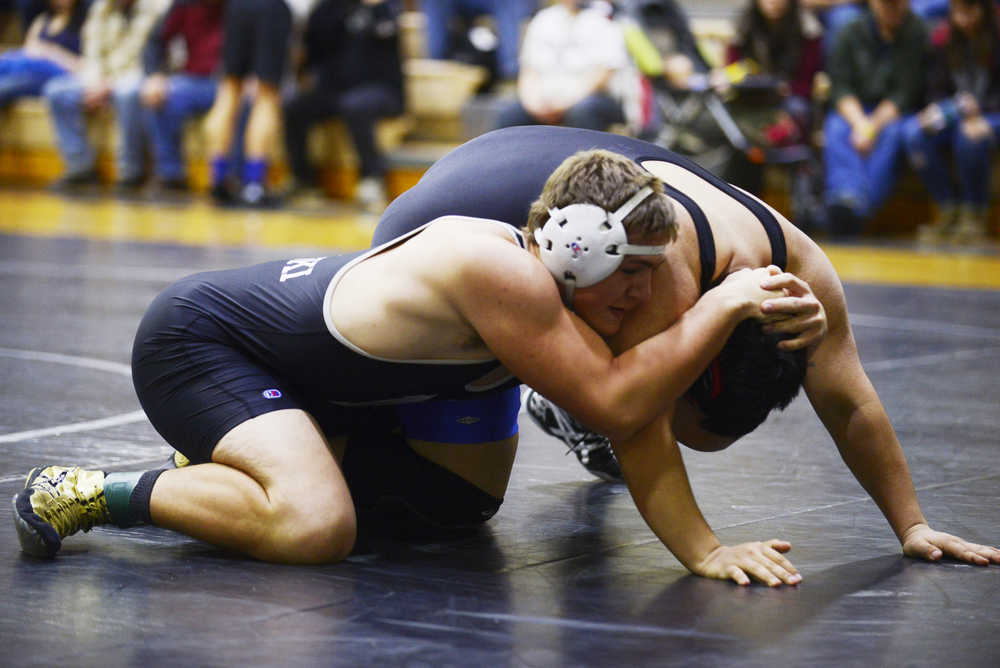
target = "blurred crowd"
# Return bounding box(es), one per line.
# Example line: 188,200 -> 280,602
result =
0,0 -> 997,241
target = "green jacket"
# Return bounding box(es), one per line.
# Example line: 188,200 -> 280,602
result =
828,9 -> 929,113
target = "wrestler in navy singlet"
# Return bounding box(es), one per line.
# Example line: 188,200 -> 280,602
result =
132,222 -> 523,463
375,126 -> 787,294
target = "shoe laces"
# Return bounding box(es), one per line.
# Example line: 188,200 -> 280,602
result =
526,392 -> 609,456
41,491 -> 106,537
30,470 -> 109,537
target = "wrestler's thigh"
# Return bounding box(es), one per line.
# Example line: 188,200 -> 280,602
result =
212,409 -> 352,513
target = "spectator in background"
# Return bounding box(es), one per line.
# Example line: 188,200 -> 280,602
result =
202,0 -> 297,208
421,0 -> 537,82
822,0 -> 929,238
903,0 -> 1000,244
0,0 -> 85,109
495,0 -> 634,132
725,0 -> 823,148
283,0 -> 404,213
42,0 -> 162,193
136,0 -> 224,196
719,0 -> 824,204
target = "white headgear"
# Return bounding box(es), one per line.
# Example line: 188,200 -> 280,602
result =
533,185 -> 665,304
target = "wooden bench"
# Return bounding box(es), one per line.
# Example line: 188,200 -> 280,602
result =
0,97 -> 416,197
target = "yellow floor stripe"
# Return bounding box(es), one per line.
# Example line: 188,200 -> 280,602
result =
0,189 -> 376,251
2,189 -> 999,289
822,244 -> 1000,290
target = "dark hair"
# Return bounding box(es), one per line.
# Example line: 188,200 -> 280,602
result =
734,0 -> 805,80
685,318 -> 807,438
945,0 -> 1000,72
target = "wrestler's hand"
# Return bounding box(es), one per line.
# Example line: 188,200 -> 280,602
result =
759,270 -> 827,351
715,267 -> 785,317
693,539 -> 802,587
901,523 -> 1000,566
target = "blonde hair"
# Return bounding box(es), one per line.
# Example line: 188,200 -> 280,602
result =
525,149 -> 677,245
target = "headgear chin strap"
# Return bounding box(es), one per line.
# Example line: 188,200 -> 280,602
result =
533,185 -> 665,306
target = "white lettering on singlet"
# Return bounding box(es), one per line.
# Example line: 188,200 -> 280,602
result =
279,257 -> 327,282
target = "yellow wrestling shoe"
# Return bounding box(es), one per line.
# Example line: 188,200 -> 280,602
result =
12,466 -> 110,558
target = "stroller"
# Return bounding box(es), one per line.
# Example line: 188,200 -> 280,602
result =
618,0 -> 825,230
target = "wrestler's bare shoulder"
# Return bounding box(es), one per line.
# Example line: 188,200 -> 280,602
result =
401,216 -> 554,295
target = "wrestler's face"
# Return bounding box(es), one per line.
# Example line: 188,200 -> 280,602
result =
573,237 -> 667,337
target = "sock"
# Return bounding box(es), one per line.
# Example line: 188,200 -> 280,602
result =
104,469 -> 168,528
210,157 -> 230,187
242,158 -> 267,187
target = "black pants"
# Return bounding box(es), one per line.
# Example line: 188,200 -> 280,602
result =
283,83 -> 404,183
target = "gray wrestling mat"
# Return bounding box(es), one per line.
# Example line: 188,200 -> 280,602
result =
1,233 -> 998,667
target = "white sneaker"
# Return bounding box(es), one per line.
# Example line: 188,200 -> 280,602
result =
356,177 -> 387,213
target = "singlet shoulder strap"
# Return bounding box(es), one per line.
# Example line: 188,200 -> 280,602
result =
661,183 -> 715,294
637,152 -> 787,273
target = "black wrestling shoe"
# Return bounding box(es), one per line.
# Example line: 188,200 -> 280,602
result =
523,389 -> 623,482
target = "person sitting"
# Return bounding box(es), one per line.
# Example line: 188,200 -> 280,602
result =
902,0 -> 1000,244
821,0 -> 930,238
724,0 -> 822,152
494,0 -> 636,132
42,0 -> 162,193
137,0 -> 226,196
0,0 -> 85,110
282,0 -> 404,213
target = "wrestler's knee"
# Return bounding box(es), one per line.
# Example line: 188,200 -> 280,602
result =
262,500 -> 357,564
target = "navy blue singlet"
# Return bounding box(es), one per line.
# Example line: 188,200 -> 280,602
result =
375,126 -> 787,294
131,222 -> 524,458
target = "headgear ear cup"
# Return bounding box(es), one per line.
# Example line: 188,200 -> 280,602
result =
533,186 -> 665,303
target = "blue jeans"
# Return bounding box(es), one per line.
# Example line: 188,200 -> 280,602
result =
495,93 -> 625,132
143,74 -> 218,181
422,0 -> 537,80
43,72 -> 145,179
902,106 -> 1000,209
910,0 -> 950,21
823,110 -> 905,218
0,50 -> 67,108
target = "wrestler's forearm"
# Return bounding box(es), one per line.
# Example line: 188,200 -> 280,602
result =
829,398 -> 927,541
602,287 -> 752,441
806,343 -> 927,542
617,419 -> 720,571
